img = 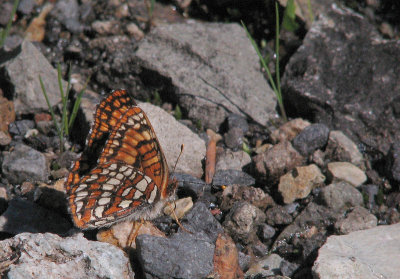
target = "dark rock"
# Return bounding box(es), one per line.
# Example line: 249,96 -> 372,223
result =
180,202 -> 224,243
0,199 -> 71,234
55,150 -> 80,169
299,231 -> 327,263
227,113 -> 249,134
136,233 -> 214,279
238,252 -> 251,272
0,40 -> 65,115
0,232 -> 133,278
386,141 -> 400,184
253,141 -> 305,184
282,4 -> 400,156
8,120 -> 34,137
2,143 -> 49,184
292,123 -> 330,157
173,172 -> 209,201
272,202 -> 339,255
316,181 -> 363,212
223,201 -> 266,245
0,2 -> 13,25
224,127 -> 245,150
212,169 -> 255,187
135,22 -> 277,130
245,254 -> 283,278
265,206 -> 293,226
280,260 -> 300,277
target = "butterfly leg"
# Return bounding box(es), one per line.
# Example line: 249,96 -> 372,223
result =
126,219 -> 145,248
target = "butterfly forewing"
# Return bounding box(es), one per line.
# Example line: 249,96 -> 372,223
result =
65,89 -> 174,230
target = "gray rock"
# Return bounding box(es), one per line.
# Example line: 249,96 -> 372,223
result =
181,202 -> 224,243
17,0 -> 35,14
270,118 -> 311,143
136,233 -> 214,279
313,223 -> 400,279
282,4 -> 400,156
386,141 -> 400,184
317,181 -> 363,212
224,127 -> 245,150
272,202 -> 338,253
139,102 -> 205,178
0,199 -> 71,235
253,141 -> 305,184
334,206 -> 377,235
172,172 -> 209,200
8,120 -> 35,137
0,232 -> 133,279
50,0 -> 83,33
215,149 -> 251,171
135,22 -> 277,130
292,123 -> 330,157
265,206 -> 293,226
227,113 -> 249,134
223,201 -> 266,245
212,169 -> 255,187
359,184 -> 379,209
325,130 -> 364,168
2,144 -> 49,184
0,40 -> 65,115
258,224 -> 276,242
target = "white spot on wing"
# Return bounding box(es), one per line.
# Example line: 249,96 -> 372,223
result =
136,179 -> 148,192
120,166 -> 128,172
76,184 -> 88,192
107,178 -> 120,185
98,198 -> 111,206
102,184 -> 114,191
148,188 -> 157,203
108,163 -> 117,170
75,201 -> 84,212
76,191 -> 88,197
101,191 -> 112,197
122,187 -> 132,197
133,191 -> 143,199
94,206 -> 105,218
116,173 -> 124,180
119,200 -> 133,208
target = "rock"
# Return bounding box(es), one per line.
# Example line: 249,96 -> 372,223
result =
258,223 -> 276,244
0,232 -> 133,278
272,203 -> 339,255
8,119 -> 35,137
292,123 -> 330,157
2,144 -> 49,184
172,172 -> 209,201
215,149 -> 252,171
253,141 -> 305,184
224,127 -> 245,150
50,0 -> 83,33
226,113 -> 249,134
135,22 -> 277,130
270,118 -> 311,143
317,182 -> 363,212
0,2 -> 13,25
220,185 -> 275,212
0,40 -> 65,115
265,206 -> 293,226
278,164 -> 325,204
213,233 -> 244,279
0,185 -> 9,214
138,102 -> 206,178
325,130 -> 364,168
359,184 -> 379,209
327,162 -> 367,187
212,169 -> 255,187
223,201 -> 266,245
0,199 -> 71,235
164,197 -> 193,219
386,141 -> 400,184
0,94 -> 15,132
245,254 -> 284,278
91,20 -> 121,35
282,4 -> 400,156
334,206 -> 377,235
17,0 -> 35,15
136,233 -> 214,279
181,202 -> 224,243
0,131 -> 11,146
313,223 -> 400,279
125,23 -> 144,41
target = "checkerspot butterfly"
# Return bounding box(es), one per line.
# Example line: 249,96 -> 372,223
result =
65,89 -> 177,229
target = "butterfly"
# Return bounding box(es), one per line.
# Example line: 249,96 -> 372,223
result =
65,89 -> 177,229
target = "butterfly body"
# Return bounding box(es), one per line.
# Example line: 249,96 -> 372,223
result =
65,90 -> 177,230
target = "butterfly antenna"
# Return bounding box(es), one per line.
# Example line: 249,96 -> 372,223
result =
172,144 -> 184,173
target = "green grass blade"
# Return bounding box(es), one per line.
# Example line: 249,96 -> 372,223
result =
39,75 -> 63,150
68,75 -> 91,130
307,0 -> 314,23
241,21 -> 278,95
0,0 -> 20,48
282,0 -> 299,32
57,63 -> 68,138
